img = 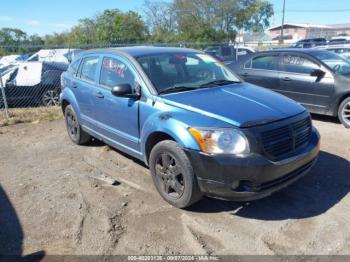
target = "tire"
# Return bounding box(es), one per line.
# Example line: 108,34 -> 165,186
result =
64,105 -> 91,145
149,140 -> 202,208
42,89 -> 60,107
338,97 -> 350,128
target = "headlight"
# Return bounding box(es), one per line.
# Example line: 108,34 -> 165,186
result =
188,127 -> 250,155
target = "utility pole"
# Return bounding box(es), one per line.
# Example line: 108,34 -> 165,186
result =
280,0 -> 286,44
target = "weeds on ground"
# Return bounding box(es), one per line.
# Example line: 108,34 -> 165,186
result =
0,107 -> 63,127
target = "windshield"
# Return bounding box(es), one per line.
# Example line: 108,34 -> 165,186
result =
136,52 -> 240,94
313,51 -> 350,75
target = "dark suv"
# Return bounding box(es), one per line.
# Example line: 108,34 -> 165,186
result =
204,45 -> 254,64
229,49 -> 350,128
290,38 -> 328,48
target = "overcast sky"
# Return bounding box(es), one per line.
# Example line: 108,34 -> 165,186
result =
0,0 -> 349,36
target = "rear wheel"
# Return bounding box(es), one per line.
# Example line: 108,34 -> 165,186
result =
42,89 -> 60,107
64,105 -> 91,145
149,140 -> 202,208
338,97 -> 350,128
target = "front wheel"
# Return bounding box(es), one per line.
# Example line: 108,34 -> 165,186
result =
338,97 -> 350,128
64,105 -> 91,145
149,140 -> 202,208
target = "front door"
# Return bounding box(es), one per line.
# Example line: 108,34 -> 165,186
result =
93,56 -> 140,153
279,53 -> 334,113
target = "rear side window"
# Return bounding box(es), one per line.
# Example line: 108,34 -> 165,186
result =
246,55 -> 279,70
80,56 -> 99,82
100,57 -> 136,89
68,59 -> 80,76
282,54 -> 319,74
221,47 -> 232,56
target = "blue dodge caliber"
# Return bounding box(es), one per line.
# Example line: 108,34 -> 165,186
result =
60,47 -> 320,208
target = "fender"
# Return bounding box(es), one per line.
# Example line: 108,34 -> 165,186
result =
140,110 -> 202,162
60,87 -> 82,122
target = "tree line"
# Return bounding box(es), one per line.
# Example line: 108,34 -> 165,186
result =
0,0 -> 273,54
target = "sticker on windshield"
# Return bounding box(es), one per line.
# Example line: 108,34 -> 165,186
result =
196,54 -> 217,64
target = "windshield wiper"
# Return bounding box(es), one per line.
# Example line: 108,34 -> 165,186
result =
158,85 -> 198,95
200,79 -> 240,88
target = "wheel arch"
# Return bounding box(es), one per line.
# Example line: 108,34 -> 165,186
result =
141,118 -> 201,165
144,132 -> 176,165
59,88 -> 81,120
335,92 -> 350,116
61,99 -> 70,114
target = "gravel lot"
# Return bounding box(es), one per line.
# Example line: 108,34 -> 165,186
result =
0,116 -> 349,257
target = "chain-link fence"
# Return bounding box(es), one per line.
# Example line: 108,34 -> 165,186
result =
0,49 -> 68,126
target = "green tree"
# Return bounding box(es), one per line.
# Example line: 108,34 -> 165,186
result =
145,0 -> 274,42
172,0 -> 221,41
44,32 -> 69,46
237,0 -> 274,32
143,0 -> 177,42
0,28 -> 27,46
95,9 -> 147,43
28,34 -> 45,46
68,18 -> 97,45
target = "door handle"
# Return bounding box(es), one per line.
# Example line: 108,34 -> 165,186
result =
242,72 -> 249,77
283,77 -> 292,82
95,92 -> 104,99
71,82 -> 78,88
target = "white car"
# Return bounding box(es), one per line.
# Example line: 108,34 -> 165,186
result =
0,54 -> 29,73
26,49 -> 81,64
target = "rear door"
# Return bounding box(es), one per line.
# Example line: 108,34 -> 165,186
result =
279,53 -> 334,113
72,56 -> 100,128
239,53 -> 280,91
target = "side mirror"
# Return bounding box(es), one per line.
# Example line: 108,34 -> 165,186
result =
310,69 -> 326,82
111,84 -> 139,99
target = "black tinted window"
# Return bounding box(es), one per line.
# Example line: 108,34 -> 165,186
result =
221,47 -> 232,56
248,55 -> 278,70
100,57 -> 136,89
282,54 -> 319,74
80,57 -> 99,82
68,59 -> 80,76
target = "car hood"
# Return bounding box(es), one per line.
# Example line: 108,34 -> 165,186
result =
161,83 -> 305,127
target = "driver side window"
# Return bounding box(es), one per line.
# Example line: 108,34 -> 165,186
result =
100,57 -> 136,90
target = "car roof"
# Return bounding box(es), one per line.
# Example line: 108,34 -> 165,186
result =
260,48 -> 330,54
231,48 -> 333,66
297,38 -> 327,42
79,46 -> 200,59
316,45 -> 350,49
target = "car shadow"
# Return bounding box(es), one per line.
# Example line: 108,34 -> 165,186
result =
188,151 -> 350,220
89,139 -> 149,168
0,185 -> 45,261
311,114 -> 340,124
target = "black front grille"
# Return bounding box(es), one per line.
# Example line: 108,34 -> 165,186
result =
261,117 -> 312,159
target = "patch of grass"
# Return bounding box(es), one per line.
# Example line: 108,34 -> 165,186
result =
0,106 -> 63,127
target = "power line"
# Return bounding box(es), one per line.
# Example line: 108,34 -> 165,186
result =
275,9 -> 350,13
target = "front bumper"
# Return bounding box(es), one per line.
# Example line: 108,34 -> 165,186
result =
185,128 -> 320,201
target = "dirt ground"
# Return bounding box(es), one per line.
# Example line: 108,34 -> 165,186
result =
0,116 -> 350,257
